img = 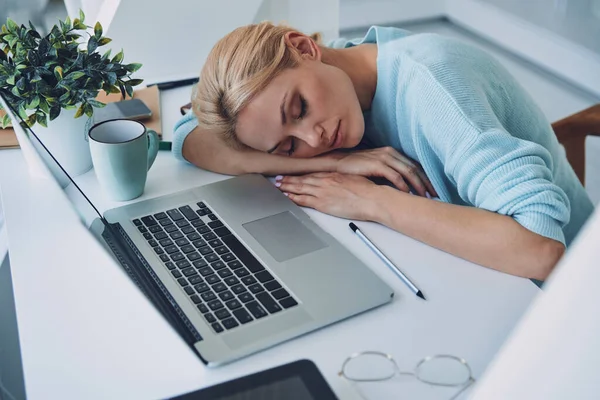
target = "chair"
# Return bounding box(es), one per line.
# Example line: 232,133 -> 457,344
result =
552,104 -> 600,185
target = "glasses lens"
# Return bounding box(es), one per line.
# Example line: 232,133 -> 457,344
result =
415,355 -> 471,386
343,353 -> 397,381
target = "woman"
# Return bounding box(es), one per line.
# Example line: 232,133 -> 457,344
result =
173,23 -> 594,280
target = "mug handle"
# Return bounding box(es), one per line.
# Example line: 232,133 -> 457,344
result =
146,129 -> 159,170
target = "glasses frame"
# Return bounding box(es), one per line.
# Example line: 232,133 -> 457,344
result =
339,351 -> 476,400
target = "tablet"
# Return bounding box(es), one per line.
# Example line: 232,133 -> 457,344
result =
170,359 -> 338,400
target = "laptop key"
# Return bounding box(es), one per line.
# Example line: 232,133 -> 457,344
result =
169,231 -> 184,240
202,232 -> 217,241
205,254 -> 219,263
159,219 -> 173,227
133,219 -> 142,226
211,322 -> 224,333
172,270 -> 182,278
217,269 -> 233,278
149,225 -> 162,233
246,301 -> 268,319
171,253 -> 185,262
219,291 -> 234,302
255,292 -> 282,314
176,219 -> 190,228
233,308 -> 253,324
212,283 -> 227,293
198,267 -> 214,277
208,299 -> 225,311
204,313 -> 217,323
137,225 -> 148,233
184,286 -> 195,295
208,221 -> 223,229
205,275 -> 220,285
214,246 -> 229,255
197,304 -> 209,313
166,209 -> 184,221
264,280 -> 282,291
211,261 -> 226,270
192,239 -> 207,249
190,295 -> 202,304
194,283 -> 210,293
279,297 -> 298,309
154,232 -> 168,240
165,225 -> 179,233
141,216 -> 158,226
160,255 -> 170,262
197,208 -> 210,216
234,268 -> 250,278
221,253 -> 235,262
215,308 -> 231,320
180,245 -> 195,254
154,212 -> 168,220
238,292 -> 254,303
143,232 -> 153,240
208,239 -> 223,248
179,205 -> 199,221
213,227 -> 231,237
159,238 -> 173,247
221,234 -> 265,273
175,238 -> 190,247
177,278 -> 188,287
248,283 -> 264,294
225,299 -> 243,310
255,271 -> 274,283
199,247 -> 212,255
271,288 -> 290,300
197,226 -> 210,234
241,276 -> 257,285
187,232 -> 202,241
164,245 -> 179,254
176,260 -> 191,269
193,259 -> 208,268
187,252 -> 201,261
182,267 -> 196,277
165,262 -> 176,270
153,247 -> 164,254
191,220 -> 205,228
182,226 -> 196,235
231,284 -> 246,295
228,260 -> 243,270
221,317 -> 239,330
201,292 -> 216,302
224,276 -> 240,286
189,275 -> 203,285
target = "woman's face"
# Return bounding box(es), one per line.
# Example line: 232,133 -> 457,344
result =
236,52 -> 365,158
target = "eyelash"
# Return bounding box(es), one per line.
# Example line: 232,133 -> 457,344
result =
297,96 -> 307,120
287,137 -> 296,156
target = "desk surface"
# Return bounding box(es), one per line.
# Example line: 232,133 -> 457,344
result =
0,146 -> 539,400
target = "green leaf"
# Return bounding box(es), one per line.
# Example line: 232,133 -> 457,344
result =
87,37 -> 98,54
74,103 -> 85,118
6,75 -> 15,85
39,98 -> 50,114
65,71 -> 85,80
49,105 -> 60,121
38,38 -> 50,55
16,77 -> 26,91
26,95 -> 40,109
1,114 -> 10,129
26,113 -> 36,127
98,37 -> 112,46
79,9 -> 85,23
83,103 -> 93,117
111,49 -> 124,64
94,22 -> 102,39
87,99 -> 105,108
65,16 -> 71,29
54,65 -> 63,80
75,21 -> 87,30
106,71 -> 117,85
36,112 -> 47,127
125,63 -> 142,73
125,84 -> 134,98
127,78 -> 143,87
6,19 -> 18,32
17,102 -> 27,119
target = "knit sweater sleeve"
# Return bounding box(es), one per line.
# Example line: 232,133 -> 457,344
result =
171,109 -> 198,162
408,66 -> 571,245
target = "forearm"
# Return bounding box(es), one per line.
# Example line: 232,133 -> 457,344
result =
370,186 -> 565,280
182,127 -> 338,176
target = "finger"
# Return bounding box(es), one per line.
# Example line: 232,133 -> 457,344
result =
387,157 -> 428,197
417,170 -> 438,197
380,167 -> 410,193
278,181 -> 320,196
286,193 -> 318,209
278,173 -> 335,187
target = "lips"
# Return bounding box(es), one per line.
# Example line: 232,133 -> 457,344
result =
329,120 -> 341,148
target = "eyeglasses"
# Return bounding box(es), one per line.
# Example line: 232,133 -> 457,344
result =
339,351 -> 476,400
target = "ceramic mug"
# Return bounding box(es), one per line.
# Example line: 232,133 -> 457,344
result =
88,119 -> 159,201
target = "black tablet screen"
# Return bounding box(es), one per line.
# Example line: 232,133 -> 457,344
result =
216,376 -> 313,400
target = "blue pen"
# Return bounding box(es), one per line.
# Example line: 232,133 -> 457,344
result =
349,222 -> 426,300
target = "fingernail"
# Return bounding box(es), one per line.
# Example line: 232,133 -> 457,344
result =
283,192 -> 289,197
275,182 -> 281,187
275,175 -> 283,181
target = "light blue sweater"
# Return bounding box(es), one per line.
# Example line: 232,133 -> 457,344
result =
173,26 -> 594,247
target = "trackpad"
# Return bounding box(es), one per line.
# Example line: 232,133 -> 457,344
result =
242,212 -> 327,262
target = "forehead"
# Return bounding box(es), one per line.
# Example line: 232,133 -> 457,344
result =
236,68 -> 299,149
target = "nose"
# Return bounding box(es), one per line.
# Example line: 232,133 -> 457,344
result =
296,122 -> 325,148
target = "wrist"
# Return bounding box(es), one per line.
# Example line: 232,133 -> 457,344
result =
366,185 -> 401,224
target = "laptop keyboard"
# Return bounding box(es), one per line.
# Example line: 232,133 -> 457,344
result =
132,202 -> 298,334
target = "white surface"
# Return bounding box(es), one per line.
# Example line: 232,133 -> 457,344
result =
585,136 -> 600,205
471,206 -> 600,400
340,0 -> 444,31
0,86 -> 542,399
159,84 -> 195,143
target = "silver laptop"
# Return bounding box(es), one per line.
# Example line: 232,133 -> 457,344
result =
1,93 -> 394,367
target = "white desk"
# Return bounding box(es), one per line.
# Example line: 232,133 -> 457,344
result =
0,140 -> 540,399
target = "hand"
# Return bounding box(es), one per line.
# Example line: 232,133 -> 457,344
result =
331,147 -> 437,197
275,172 -> 382,221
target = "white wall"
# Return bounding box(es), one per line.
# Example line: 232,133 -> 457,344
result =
340,0 -> 444,30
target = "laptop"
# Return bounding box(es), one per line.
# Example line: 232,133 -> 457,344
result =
0,92 -> 394,367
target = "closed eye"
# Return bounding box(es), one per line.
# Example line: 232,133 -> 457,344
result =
296,95 -> 307,120
287,137 -> 296,156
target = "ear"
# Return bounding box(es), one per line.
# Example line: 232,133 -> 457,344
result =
284,31 -> 322,61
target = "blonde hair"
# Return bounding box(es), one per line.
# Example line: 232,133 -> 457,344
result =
192,22 -> 322,147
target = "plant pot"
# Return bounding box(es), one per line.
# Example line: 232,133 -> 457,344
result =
22,108 -> 93,187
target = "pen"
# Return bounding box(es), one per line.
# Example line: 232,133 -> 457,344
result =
349,222 -> 426,300
149,77 -> 199,91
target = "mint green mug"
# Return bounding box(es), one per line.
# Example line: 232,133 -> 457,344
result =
88,119 -> 159,201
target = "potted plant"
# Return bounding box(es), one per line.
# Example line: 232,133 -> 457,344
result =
0,11 -> 143,177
